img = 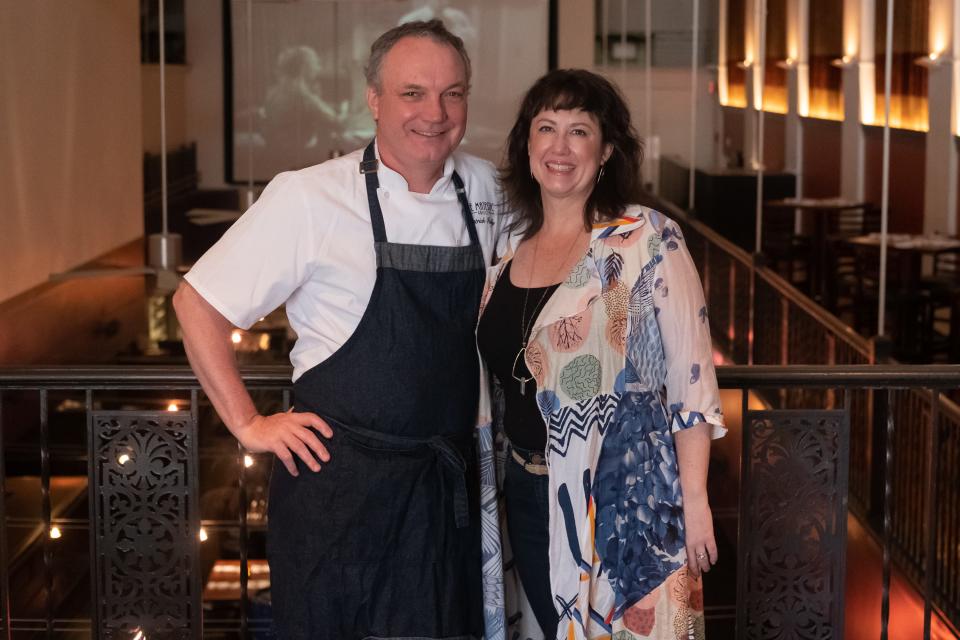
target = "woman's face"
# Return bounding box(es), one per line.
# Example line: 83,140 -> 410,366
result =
528,108 -> 613,206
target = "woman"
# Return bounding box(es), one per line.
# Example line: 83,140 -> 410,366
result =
476,69 -> 726,640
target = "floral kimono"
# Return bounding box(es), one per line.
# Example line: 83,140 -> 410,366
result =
477,206 -> 726,640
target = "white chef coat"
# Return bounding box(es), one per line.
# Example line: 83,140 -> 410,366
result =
185,144 -> 505,381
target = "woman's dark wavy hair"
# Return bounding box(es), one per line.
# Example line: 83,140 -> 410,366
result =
500,69 -> 643,238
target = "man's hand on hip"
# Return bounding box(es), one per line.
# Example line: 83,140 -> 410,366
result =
237,410 -> 333,476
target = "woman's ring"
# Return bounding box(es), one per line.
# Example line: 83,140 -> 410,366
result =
696,552 -> 707,561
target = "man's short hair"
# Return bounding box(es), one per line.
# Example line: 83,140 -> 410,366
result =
364,19 -> 471,93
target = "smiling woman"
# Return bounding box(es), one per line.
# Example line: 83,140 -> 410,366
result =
528,109 -> 612,211
477,69 -> 725,639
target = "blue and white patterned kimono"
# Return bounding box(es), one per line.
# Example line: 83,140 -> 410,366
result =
477,206 -> 726,640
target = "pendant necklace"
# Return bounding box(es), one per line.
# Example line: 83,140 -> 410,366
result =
511,229 -> 584,396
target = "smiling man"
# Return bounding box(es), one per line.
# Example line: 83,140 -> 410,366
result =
173,20 -> 502,639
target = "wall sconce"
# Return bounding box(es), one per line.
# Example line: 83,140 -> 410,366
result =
831,55 -> 854,69
737,58 -> 753,70
915,51 -> 946,68
776,58 -> 797,70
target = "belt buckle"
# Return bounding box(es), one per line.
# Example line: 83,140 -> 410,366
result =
511,447 -> 548,475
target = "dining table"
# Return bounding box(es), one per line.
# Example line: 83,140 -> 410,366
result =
844,232 -> 960,360
763,197 -> 873,302
844,232 -> 960,289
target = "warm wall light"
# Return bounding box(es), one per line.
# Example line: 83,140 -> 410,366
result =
737,58 -> 754,70
166,402 -> 178,412
916,51 -> 946,67
831,55 -> 854,68
49,526 -> 62,539
776,58 -> 797,70
199,528 -> 208,542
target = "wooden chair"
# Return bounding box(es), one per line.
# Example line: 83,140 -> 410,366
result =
851,244 -> 938,362
825,206 -> 880,314
761,206 -> 813,292
923,251 -> 960,362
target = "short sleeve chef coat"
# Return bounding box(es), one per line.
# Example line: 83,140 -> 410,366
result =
184,144 -> 505,381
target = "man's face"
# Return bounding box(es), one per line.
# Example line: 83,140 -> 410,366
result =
367,37 -> 468,180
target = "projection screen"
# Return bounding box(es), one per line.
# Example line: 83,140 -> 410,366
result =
226,0 -> 549,184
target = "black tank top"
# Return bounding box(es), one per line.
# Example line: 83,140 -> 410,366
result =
477,261 -> 560,451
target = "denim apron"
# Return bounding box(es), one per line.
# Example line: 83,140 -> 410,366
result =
267,141 -> 486,639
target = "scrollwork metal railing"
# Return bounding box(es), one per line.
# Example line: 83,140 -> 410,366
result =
0,365 -> 958,639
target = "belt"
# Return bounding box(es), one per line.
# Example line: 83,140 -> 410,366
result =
330,419 -> 472,529
510,447 -> 549,476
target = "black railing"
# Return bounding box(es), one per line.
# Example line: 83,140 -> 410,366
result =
1,365 -> 959,639
663,199 -> 960,638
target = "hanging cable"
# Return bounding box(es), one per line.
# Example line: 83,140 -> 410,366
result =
754,0 -> 768,254
689,0 -> 700,210
877,0 -> 894,338
245,0 -> 255,209
159,0 -> 168,241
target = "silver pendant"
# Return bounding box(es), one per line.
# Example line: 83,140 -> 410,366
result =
511,347 -> 532,396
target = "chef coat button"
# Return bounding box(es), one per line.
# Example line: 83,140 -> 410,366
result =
382,190 -> 390,200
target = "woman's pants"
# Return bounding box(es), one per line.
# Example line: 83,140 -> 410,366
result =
503,444 -> 559,638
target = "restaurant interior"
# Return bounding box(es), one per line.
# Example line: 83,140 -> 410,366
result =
1,0 -> 960,637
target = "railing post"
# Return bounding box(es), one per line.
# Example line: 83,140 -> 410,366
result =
0,393 -> 10,640
881,389 -> 895,640
923,390 -> 940,639
40,390 -> 53,638
238,439 -> 249,638
748,257 -> 757,366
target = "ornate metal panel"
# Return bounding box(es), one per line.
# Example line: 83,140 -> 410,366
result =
736,409 -> 850,640
89,411 -> 200,638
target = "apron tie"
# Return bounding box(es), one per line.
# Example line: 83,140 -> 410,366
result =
428,435 -> 470,529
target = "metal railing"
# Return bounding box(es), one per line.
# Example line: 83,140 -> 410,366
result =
667,202 -> 960,638
0,364 -> 959,639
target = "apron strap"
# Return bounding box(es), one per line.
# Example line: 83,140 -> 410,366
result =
361,139 -> 481,249
451,171 -> 481,247
361,141 -> 389,243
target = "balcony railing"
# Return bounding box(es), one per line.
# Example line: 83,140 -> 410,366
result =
0,364 -> 959,639
0,199 -> 957,638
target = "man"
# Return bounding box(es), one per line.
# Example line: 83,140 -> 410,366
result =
173,20 -> 501,638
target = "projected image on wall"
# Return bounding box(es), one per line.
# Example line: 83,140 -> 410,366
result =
227,0 -> 548,184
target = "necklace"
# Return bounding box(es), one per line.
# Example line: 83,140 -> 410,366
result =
511,229 -> 584,396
